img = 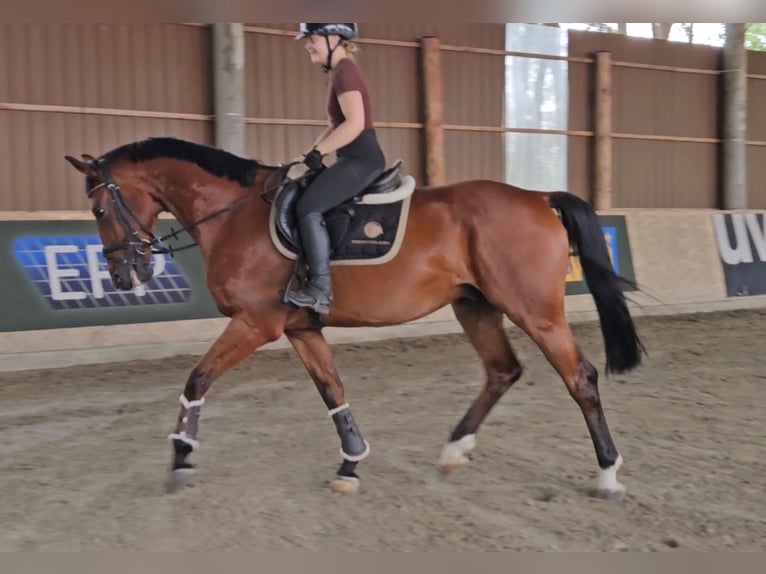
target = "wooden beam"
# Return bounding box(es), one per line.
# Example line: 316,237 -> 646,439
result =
0,102 -> 211,121
421,36 -> 446,186
594,51 -> 613,210
612,60 -> 720,76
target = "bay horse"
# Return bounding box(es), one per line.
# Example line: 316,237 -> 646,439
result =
65,136 -> 644,499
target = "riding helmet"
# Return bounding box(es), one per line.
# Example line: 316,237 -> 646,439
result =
296,23 -> 358,40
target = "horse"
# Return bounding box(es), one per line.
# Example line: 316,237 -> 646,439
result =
65,136 -> 644,499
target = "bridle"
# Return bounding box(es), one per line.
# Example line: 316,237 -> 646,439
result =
87,160 -> 171,264
87,158 -> 288,264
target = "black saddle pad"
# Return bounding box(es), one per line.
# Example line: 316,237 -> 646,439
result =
268,188 -> 412,266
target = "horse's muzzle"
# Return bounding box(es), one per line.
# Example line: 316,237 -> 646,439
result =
111,260 -> 153,290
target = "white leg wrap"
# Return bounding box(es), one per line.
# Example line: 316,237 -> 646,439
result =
340,439 -> 370,462
179,394 -> 205,409
598,454 -> 625,492
328,403 -> 350,417
168,431 -> 200,450
438,434 -> 477,466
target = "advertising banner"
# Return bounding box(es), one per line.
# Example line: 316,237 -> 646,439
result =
565,215 -> 637,296
0,220 -> 221,332
712,213 -> 766,297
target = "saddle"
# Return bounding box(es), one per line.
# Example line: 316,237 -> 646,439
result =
268,159 -> 416,267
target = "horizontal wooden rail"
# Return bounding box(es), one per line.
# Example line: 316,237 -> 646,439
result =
241,26 -> 293,38
373,121 -> 425,130
611,132 -> 766,146
245,117 -> 326,127
242,25 -> 593,62
243,25 -> 420,49
613,132 -> 720,144
0,102 -> 212,121
439,43 -> 593,64
3,103 -> 765,148
245,117 -> 423,130
612,60 -> 720,76
443,125 -> 593,136
443,125 -> 766,147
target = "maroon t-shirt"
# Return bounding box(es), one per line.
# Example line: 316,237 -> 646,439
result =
327,58 -> 373,130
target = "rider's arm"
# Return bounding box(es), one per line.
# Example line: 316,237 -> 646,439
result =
312,118 -> 335,148
314,90 -> 365,156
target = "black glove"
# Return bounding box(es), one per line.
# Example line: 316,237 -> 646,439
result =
303,148 -> 325,171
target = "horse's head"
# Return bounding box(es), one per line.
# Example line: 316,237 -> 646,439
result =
65,154 -> 163,290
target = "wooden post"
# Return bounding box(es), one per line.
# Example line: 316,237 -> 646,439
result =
594,51 -> 613,210
722,23 -> 747,210
421,36 -> 446,186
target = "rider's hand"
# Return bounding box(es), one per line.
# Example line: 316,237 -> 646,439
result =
286,148 -> 324,181
302,148 -> 324,170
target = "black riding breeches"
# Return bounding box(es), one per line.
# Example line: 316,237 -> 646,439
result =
295,129 -> 386,219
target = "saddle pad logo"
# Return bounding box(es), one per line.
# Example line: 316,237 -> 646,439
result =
12,235 -> 191,310
363,221 -> 385,239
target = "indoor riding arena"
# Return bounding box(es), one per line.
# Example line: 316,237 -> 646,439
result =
1,23 -> 765,552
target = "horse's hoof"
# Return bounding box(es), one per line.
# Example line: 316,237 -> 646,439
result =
437,455 -> 468,474
437,434 -> 475,474
329,475 -> 360,493
590,486 -> 626,501
166,467 -> 196,493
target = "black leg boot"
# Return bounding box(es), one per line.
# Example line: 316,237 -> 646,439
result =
285,212 -> 333,314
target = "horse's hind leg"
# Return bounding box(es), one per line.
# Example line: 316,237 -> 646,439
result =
438,293 -> 523,473
521,314 -> 626,500
167,316 -> 280,492
285,328 -> 370,493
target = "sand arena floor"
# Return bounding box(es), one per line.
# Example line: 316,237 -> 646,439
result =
0,309 -> 763,551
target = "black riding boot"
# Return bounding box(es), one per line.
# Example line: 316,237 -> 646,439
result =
285,212 -> 333,314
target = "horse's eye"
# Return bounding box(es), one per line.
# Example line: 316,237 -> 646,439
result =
93,207 -> 106,219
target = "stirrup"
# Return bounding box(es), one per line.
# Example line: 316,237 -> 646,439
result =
280,249 -> 306,305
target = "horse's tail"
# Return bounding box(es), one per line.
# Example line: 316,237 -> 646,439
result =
547,191 -> 645,375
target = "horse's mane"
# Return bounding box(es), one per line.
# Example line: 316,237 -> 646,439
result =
100,137 -> 273,187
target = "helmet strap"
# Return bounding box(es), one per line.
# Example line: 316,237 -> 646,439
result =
322,35 -> 340,73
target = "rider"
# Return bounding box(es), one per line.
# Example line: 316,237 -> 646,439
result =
284,23 -> 386,315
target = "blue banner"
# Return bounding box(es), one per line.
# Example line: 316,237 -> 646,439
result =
12,235 -> 191,310
0,220 -> 221,332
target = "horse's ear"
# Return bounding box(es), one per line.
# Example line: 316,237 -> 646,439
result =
65,155 -> 99,178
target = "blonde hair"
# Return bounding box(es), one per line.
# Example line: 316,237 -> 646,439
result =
340,40 -> 359,60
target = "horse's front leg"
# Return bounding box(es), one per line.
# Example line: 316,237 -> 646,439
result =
167,315 -> 281,491
285,328 -> 370,493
